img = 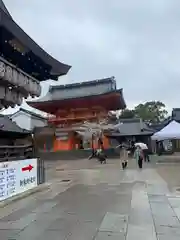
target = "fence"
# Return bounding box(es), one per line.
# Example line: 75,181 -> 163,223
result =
37,157 -> 45,184
0,144 -> 34,162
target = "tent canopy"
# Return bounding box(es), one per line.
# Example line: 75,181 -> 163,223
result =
151,120 -> 180,140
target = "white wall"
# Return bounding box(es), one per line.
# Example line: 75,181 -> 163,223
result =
11,112 -> 47,131
11,112 -> 31,130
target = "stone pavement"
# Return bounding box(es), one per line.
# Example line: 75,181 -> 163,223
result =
1,159 -> 180,239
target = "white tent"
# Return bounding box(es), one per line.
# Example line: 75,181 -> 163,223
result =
151,120 -> 180,140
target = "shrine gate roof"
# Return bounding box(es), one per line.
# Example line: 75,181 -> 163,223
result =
27,77 -> 126,113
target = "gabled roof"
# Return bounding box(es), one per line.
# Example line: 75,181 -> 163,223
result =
0,114 -> 29,133
27,77 -> 126,113
49,77 -> 116,91
28,88 -> 124,104
27,89 -> 126,113
31,77 -> 117,103
9,108 -> 47,120
108,118 -> 154,137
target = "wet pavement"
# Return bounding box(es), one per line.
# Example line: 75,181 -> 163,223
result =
1,158 -> 180,239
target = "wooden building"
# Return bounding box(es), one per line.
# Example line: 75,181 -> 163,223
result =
106,118 -> 154,150
8,108 -> 47,131
0,0 -> 70,108
27,77 -> 126,151
0,114 -> 33,160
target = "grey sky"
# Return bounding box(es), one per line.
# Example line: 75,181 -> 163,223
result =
3,0 -> 180,114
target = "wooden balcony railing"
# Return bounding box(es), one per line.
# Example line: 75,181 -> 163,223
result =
0,144 -> 35,162
48,112 -> 108,123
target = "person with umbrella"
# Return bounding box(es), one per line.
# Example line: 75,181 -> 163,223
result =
134,145 -> 144,169
135,142 -> 150,162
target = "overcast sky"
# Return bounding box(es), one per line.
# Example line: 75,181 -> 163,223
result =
3,0 -> 180,114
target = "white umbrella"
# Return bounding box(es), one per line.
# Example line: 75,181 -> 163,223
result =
135,142 -> 148,149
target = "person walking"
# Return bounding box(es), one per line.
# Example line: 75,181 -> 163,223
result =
120,144 -> 128,170
88,134 -> 96,160
134,142 -> 149,162
88,148 -> 96,160
134,146 -> 144,169
115,143 -> 128,169
96,148 -> 106,164
143,148 -> 150,162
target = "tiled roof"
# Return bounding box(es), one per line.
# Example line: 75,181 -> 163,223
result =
9,108 -> 47,120
0,114 -> 29,133
29,77 -> 117,103
0,0 -> 12,18
110,118 -> 154,136
27,77 -> 126,113
49,77 -> 116,91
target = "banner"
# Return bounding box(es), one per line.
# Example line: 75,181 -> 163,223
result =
0,158 -> 37,201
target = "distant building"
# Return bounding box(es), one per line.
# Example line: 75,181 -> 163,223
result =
8,108 -> 47,131
172,108 -> 180,122
149,117 -> 171,131
150,108 -> 180,131
106,118 -> 154,149
27,77 -> 126,151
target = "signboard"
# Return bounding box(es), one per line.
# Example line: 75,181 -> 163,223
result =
0,158 -> 37,201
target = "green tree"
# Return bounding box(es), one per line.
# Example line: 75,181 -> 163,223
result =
119,109 -> 135,119
134,101 -> 168,123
